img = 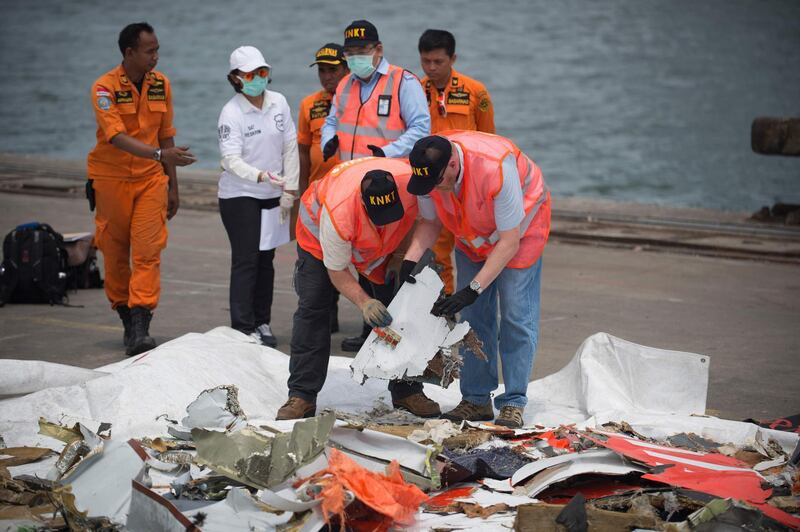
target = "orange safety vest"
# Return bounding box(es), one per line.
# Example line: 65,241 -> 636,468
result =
429,130 -> 551,268
296,157 -> 418,284
334,64 -> 408,161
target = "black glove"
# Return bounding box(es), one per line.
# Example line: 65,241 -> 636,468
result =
398,259 -> 417,289
323,135 -> 339,161
431,285 -> 479,316
367,144 -> 385,157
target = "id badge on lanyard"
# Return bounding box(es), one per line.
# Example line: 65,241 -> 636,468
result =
377,95 -> 391,117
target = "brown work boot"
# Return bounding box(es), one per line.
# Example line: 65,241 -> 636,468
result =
495,405 -> 524,428
393,392 -> 441,418
276,396 -> 316,420
441,399 -> 494,422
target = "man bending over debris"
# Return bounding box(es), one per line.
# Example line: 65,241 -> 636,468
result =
404,132 -> 551,428
277,157 -> 441,420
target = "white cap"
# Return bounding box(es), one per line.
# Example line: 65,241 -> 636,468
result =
229,46 -> 271,73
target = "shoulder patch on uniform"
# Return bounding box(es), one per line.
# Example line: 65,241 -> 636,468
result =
479,97 -> 491,111
115,90 -> 133,104
97,96 -> 112,110
274,113 -> 285,132
310,99 -> 331,120
218,124 -> 231,141
95,86 -> 111,97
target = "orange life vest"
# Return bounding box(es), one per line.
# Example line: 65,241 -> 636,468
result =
334,64 -> 407,161
296,157 -> 418,284
429,130 -> 551,268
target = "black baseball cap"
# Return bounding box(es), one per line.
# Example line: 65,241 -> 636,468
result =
408,135 -> 452,195
309,43 -> 345,67
344,20 -> 379,48
361,169 -> 404,226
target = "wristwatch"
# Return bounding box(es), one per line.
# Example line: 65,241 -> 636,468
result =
152,148 -> 162,161
469,279 -> 483,295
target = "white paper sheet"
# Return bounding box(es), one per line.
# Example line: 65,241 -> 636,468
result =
259,207 -> 289,250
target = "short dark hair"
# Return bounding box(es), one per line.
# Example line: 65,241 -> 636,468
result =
418,29 -> 456,57
227,72 -> 243,94
118,22 -> 154,55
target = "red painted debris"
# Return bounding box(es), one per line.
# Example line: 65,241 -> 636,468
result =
583,431 -> 800,529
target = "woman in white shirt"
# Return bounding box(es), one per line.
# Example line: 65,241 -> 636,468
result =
217,46 -> 299,346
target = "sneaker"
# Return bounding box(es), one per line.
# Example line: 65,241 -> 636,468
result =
341,334 -> 367,352
495,405 -> 524,428
441,399 -> 494,423
276,396 -> 316,420
393,392 -> 441,418
256,323 -> 277,348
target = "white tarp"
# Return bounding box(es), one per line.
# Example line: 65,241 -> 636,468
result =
0,359 -> 106,396
0,329 -> 795,456
525,333 -> 710,425
350,266 -> 470,384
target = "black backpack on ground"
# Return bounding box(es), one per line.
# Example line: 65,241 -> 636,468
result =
0,222 -> 69,305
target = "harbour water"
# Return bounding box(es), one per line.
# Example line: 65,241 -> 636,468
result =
0,0 -> 798,211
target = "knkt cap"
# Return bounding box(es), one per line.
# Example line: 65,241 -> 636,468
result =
310,43 -> 345,67
229,45 -> 270,72
361,169 -> 404,226
407,135 -> 452,195
344,20 -> 379,48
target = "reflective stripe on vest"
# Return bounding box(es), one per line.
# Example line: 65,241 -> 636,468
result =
338,69 -> 404,160
351,250 -> 388,275
299,198 -> 321,239
462,177 -> 549,251
301,198 -> 389,274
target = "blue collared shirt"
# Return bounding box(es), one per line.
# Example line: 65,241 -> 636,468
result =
321,57 -> 431,158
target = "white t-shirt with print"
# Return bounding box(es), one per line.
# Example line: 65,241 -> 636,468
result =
217,91 -> 297,199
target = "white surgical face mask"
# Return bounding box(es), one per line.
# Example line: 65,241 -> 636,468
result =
346,53 -> 376,79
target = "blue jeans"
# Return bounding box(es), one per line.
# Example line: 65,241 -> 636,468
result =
456,248 -> 542,409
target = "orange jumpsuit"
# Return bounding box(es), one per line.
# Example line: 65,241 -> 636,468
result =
87,65 -> 176,310
297,89 -> 340,185
421,68 -> 495,293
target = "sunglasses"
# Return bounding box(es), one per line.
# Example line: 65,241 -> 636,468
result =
238,67 -> 269,82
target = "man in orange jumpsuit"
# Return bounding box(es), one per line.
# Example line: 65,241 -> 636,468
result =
297,43 -> 350,333
87,22 -> 195,356
418,29 -> 495,294
298,44 -> 350,192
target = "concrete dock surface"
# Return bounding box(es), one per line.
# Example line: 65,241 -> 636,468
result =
0,155 -> 798,422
